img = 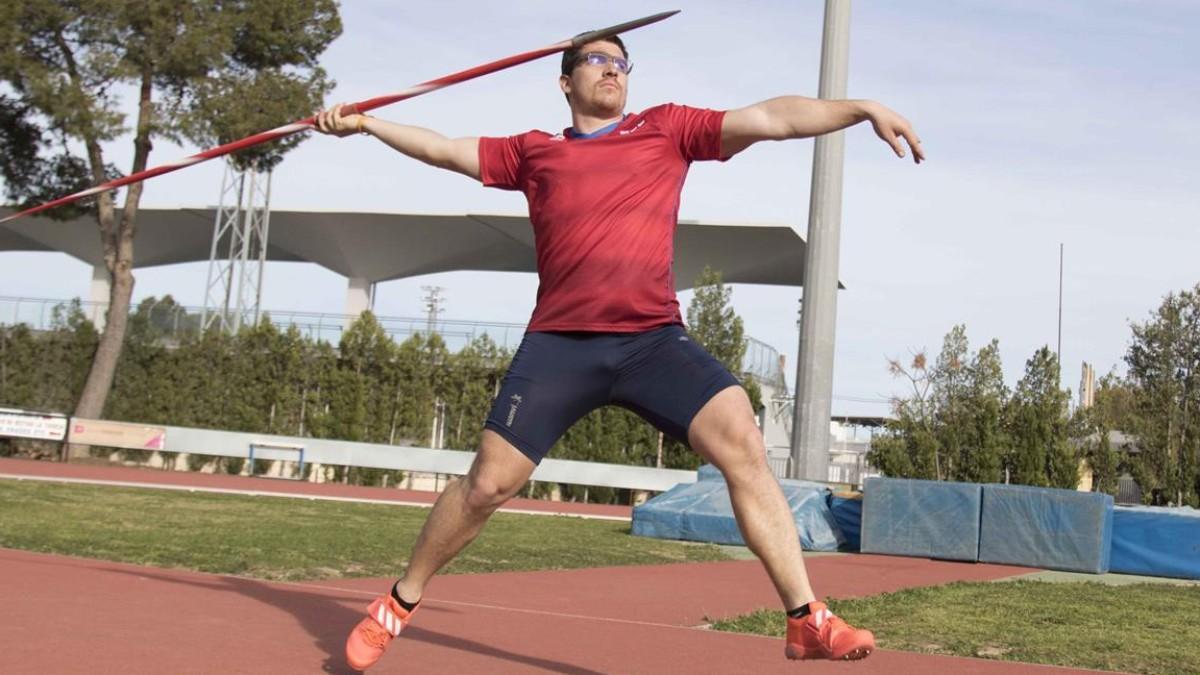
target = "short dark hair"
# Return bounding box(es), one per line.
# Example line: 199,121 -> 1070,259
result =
561,34 -> 628,76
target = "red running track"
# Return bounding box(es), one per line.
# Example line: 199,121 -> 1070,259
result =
0,549 -> 1115,674
0,459 -> 1119,673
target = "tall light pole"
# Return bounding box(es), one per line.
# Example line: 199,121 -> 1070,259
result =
791,0 -> 851,481
1057,243 -> 1064,363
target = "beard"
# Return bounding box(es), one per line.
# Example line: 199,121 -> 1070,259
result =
588,83 -> 625,116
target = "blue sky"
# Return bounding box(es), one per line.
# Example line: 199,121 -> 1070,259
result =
2,1 -> 1198,417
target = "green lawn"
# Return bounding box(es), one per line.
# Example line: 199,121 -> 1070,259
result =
0,479 -> 728,580
712,580 -> 1200,675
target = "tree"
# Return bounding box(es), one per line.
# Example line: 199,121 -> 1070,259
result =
931,325 -> 971,480
1091,373 -> 1139,433
1071,373 -> 1137,496
871,327 -> 1007,483
1072,411 -> 1120,496
107,297 -> 172,426
443,334 -> 508,451
1125,284 -> 1200,506
0,2 -> 340,457
0,301 -> 96,414
869,351 -> 941,479
1008,347 -> 1076,489
962,339 -> 1007,483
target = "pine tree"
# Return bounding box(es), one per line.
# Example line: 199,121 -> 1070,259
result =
963,340 -> 1007,483
1125,284 -> 1200,506
0,1 -> 341,445
932,325 -> 971,480
1008,347 -> 1075,488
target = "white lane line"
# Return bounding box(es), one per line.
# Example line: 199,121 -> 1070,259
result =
283,578 -> 741,635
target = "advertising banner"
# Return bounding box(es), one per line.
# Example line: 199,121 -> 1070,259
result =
0,409 -> 68,441
68,419 -> 166,450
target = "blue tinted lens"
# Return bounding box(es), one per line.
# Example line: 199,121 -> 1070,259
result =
583,53 -> 632,74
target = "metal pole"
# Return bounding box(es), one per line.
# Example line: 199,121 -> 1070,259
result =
223,172 -> 245,331
790,0 -> 851,481
1057,242 -> 1063,363
253,170 -> 273,327
233,168 -> 256,332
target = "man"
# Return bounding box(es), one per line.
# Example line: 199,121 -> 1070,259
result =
315,32 -> 923,671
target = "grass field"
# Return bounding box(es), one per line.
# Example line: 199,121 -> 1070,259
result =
712,580 -> 1200,675
0,479 -> 728,580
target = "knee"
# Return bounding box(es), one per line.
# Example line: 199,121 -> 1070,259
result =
714,426 -> 770,476
463,474 -> 517,513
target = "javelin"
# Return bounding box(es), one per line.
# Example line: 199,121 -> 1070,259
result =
0,10 -> 680,225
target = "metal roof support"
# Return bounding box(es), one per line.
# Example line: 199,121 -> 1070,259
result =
201,161 -> 272,333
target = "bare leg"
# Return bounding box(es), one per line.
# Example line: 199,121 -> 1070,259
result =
688,386 -> 816,609
393,430 -> 535,602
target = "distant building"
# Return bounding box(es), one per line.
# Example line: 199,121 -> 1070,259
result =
1079,361 -> 1096,409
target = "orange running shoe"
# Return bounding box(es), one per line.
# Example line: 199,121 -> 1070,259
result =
345,594 -> 419,671
784,601 -> 875,661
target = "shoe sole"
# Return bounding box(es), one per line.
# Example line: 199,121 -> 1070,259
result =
785,644 -> 874,661
346,647 -> 385,671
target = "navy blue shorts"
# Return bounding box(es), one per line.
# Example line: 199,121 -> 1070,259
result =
484,324 -> 740,465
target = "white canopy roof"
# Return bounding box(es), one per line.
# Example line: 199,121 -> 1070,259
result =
0,208 -> 836,290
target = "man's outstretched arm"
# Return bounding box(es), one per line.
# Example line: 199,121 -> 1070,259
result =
314,104 -> 482,181
719,96 -> 924,163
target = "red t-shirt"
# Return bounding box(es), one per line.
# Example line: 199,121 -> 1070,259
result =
478,104 -> 727,332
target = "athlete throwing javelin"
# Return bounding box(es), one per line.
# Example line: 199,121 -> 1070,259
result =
315,32 -> 923,671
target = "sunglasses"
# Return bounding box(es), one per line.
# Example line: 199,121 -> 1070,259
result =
579,52 -> 633,75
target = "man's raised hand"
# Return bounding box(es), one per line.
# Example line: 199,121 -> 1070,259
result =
864,102 -> 924,164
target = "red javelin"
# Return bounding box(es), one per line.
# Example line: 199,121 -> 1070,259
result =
0,10 -> 679,225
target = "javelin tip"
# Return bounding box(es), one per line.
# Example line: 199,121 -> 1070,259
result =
571,10 -> 681,47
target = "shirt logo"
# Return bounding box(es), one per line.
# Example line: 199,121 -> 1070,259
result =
618,120 -> 646,136
548,133 -> 566,142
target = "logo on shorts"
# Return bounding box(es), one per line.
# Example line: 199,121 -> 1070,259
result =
506,394 -> 523,426
678,336 -> 689,342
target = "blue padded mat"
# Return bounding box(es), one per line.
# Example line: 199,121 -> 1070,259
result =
978,484 -> 1113,573
633,475 -> 844,551
861,477 -> 982,561
830,496 -> 863,551
630,482 -> 691,541
1110,506 -> 1200,580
